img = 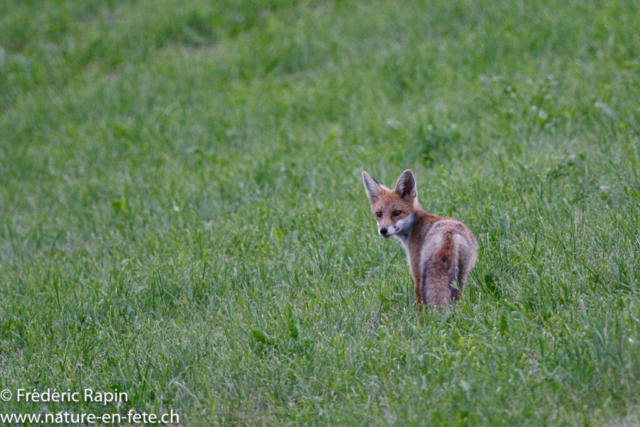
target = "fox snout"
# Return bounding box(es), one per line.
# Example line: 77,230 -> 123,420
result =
378,224 -> 396,238
377,223 -> 403,238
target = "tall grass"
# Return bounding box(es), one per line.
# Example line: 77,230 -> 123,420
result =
1,0 -> 640,424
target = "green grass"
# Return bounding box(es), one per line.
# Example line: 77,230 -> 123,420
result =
1,0 -> 640,425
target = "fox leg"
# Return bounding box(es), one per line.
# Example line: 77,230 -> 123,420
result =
456,265 -> 470,298
414,275 -> 424,311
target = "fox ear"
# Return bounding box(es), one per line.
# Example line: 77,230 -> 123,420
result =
394,170 -> 417,200
362,171 -> 382,202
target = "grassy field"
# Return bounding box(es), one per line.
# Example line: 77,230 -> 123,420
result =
1,0 -> 640,425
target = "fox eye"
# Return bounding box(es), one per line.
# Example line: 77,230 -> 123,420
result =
392,210 -> 402,217
375,212 -> 382,218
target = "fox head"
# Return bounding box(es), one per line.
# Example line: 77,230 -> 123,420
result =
362,170 -> 418,238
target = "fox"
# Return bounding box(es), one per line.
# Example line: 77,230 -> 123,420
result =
362,169 -> 478,310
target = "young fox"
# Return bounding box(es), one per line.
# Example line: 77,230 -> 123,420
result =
362,170 -> 478,310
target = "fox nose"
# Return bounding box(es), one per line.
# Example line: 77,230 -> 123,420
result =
379,228 -> 388,236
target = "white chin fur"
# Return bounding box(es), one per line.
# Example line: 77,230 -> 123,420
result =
394,215 -> 415,231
